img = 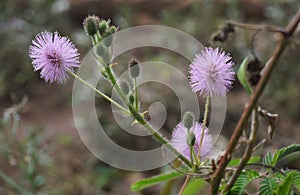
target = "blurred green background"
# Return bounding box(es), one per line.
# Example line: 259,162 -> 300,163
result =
0,0 -> 299,194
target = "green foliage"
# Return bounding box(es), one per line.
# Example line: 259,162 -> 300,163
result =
227,169 -> 300,195
263,144 -> 300,166
228,156 -> 260,167
276,172 -> 294,195
237,57 -> 253,95
291,171 -> 300,192
258,145 -> 300,195
182,178 -> 206,195
255,168 -> 300,195
227,170 -> 260,195
225,145 -> 300,194
259,177 -> 278,195
130,171 -> 183,191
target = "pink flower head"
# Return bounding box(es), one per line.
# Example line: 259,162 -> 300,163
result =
29,31 -> 80,84
171,122 -> 212,160
189,47 -> 235,97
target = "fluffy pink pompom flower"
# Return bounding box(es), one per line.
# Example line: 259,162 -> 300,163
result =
29,31 -> 80,84
171,122 -> 212,160
189,47 -> 235,97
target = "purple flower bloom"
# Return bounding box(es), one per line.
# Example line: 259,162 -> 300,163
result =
171,122 -> 212,160
189,47 -> 235,97
29,31 -> 80,84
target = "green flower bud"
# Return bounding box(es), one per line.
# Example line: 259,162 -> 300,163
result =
83,15 -> 100,36
128,58 -> 140,78
98,19 -> 110,35
186,132 -> 196,147
120,81 -> 130,95
183,111 -> 194,129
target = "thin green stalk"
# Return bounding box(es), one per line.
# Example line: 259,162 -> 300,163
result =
0,170 -> 32,195
197,95 -> 210,162
189,145 -> 195,169
192,149 -> 199,166
187,128 -> 195,169
68,70 -> 130,115
91,50 -> 105,70
134,78 -> 139,110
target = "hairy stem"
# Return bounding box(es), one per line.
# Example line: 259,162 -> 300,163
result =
105,66 -> 128,104
211,9 -> 300,195
103,64 -> 193,168
134,78 -> 139,111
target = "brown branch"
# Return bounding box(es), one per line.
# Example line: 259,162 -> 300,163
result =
227,21 -> 286,35
179,175 -> 190,195
252,138 -> 266,152
245,163 -> 286,176
210,8 -> 300,195
223,108 -> 258,193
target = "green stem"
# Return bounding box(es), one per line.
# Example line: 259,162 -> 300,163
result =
187,128 -> 195,169
134,78 -> 139,111
0,170 -> 32,195
68,70 -> 130,115
197,95 -> 210,162
192,149 -> 199,166
84,62 -> 192,167
91,50 -> 105,70
105,66 -> 128,104
128,104 -> 192,168
189,145 -> 194,168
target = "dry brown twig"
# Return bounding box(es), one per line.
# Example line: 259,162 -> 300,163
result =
210,8 -> 300,195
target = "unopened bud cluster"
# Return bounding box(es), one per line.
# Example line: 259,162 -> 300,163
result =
83,15 -> 118,44
83,15 -> 100,36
